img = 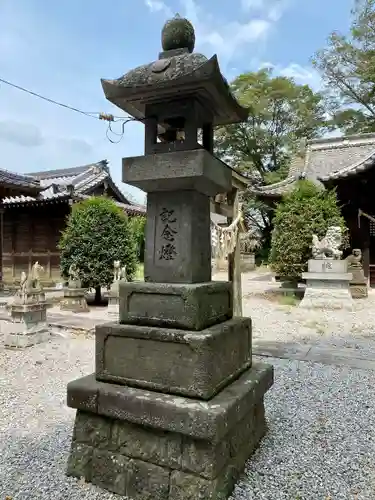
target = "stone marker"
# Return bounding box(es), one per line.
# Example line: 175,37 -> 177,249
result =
107,261 -> 127,319
66,15 -> 274,499
60,263 -> 89,313
346,249 -> 368,299
300,226 -> 353,309
3,267 -> 49,348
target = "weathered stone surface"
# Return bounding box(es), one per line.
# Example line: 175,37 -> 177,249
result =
111,420 -> 182,469
348,267 -> 368,298
60,287 -> 89,313
307,259 -> 348,274
66,442 -> 93,481
182,436 -> 229,480
300,259 -> 353,310
67,362 -> 273,442
169,470 -> 231,500
67,374 -> 100,413
95,317 -> 252,400
67,375 -> 270,498
91,449 -> 128,495
127,459 -> 170,500
3,302 -> 49,348
145,190 -> 211,283
73,412 -> 111,449
119,281 -> 232,330
350,283 -> 368,299
107,290 -> 119,319
122,149 -> 232,197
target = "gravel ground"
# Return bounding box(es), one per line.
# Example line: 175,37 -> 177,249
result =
1,334 -> 375,499
241,278 -> 375,350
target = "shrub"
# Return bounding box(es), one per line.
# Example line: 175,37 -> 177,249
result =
58,196 -> 137,301
128,216 -> 146,262
269,180 -> 347,279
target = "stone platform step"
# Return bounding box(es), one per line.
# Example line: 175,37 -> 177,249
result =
0,311 -> 99,334
253,340 -> 375,371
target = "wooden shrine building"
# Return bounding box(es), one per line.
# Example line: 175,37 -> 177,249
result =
251,133 -> 375,286
0,160 -> 145,285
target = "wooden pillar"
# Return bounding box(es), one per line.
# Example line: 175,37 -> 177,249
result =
227,188 -> 242,316
47,251 -> 51,278
362,217 -> 370,283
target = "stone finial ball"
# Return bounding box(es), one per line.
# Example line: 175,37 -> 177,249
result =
161,15 -> 195,53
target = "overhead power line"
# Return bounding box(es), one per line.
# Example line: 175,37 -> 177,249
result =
0,76 -> 139,142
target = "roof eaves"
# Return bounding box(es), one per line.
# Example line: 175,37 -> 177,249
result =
319,150 -> 375,182
27,160 -> 108,181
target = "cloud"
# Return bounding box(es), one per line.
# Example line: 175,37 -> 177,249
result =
0,120 -> 44,147
53,137 -> 93,156
179,0 -> 273,66
144,0 -> 173,16
0,119 -> 93,156
241,0 -> 266,10
259,62 -> 323,91
241,0 -> 290,21
278,63 -> 323,90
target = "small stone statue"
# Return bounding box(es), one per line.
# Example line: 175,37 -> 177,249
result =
113,261 -> 127,282
346,248 -> 367,299
113,260 -> 121,281
120,265 -> 127,281
312,226 -> 343,260
31,261 -> 44,290
68,263 -> 80,281
18,271 -> 29,303
346,248 -> 362,268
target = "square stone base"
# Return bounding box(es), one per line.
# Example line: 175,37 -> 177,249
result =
107,295 -> 119,320
95,317 -> 252,400
350,283 -> 368,299
3,322 -> 50,348
300,286 -> 354,309
60,288 -> 89,313
119,281 -> 232,331
66,363 -> 273,499
3,302 -> 50,348
300,272 -> 353,310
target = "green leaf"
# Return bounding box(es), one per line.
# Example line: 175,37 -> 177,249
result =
269,180 -> 348,278
58,196 -> 138,288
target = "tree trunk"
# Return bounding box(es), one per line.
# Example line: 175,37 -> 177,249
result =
94,286 -> 102,304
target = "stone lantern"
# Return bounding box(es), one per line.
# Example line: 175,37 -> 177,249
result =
66,15 -> 273,499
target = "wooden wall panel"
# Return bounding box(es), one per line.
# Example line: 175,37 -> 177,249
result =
2,204 -> 70,285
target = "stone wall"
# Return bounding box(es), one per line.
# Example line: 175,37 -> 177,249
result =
68,401 -> 266,499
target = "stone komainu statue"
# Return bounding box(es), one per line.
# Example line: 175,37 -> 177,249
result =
312,226 -> 343,260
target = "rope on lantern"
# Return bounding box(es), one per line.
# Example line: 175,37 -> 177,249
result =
211,203 -> 244,260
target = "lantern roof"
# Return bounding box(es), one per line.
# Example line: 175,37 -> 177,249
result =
101,15 -> 249,126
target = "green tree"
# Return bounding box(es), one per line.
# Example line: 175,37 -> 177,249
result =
313,0 -> 375,134
128,215 -> 146,261
269,180 -> 347,280
214,69 -> 328,257
59,196 -> 137,303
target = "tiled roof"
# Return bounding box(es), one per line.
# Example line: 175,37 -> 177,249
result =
2,160 -> 140,210
251,133 -> 375,197
112,201 -> 146,216
0,168 -> 41,191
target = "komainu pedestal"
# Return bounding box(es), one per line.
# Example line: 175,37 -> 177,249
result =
60,279 -> 89,313
347,249 -> 368,299
300,259 -> 353,309
66,14 -> 273,499
4,290 -> 49,348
